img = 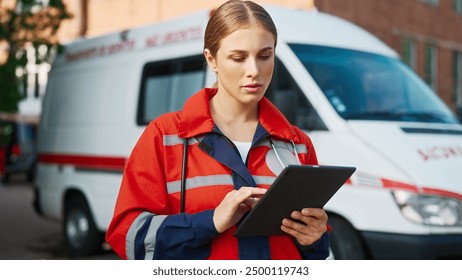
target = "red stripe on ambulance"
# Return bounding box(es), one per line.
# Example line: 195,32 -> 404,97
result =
38,153 -> 126,171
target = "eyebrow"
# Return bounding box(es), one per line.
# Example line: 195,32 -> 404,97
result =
228,46 -> 274,53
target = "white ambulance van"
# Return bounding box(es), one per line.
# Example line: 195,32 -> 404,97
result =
34,5 -> 462,259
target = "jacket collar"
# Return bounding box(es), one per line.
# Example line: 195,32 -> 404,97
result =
178,88 -> 299,142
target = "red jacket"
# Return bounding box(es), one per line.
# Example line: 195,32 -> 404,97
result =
106,88 -> 329,259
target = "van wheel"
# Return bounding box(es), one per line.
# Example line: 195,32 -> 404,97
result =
64,195 -> 104,257
328,215 -> 367,259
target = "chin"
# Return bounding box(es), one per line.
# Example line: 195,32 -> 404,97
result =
241,92 -> 265,104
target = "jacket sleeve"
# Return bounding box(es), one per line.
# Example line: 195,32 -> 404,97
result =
106,121 -> 219,260
297,231 -> 330,260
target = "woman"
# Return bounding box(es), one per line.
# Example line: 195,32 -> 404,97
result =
106,0 -> 329,260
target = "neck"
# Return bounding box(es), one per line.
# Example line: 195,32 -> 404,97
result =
210,90 -> 259,142
210,90 -> 258,124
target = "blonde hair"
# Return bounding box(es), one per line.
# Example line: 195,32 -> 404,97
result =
204,0 -> 277,57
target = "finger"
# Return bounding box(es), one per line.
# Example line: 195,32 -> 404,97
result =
231,187 -> 266,204
238,203 -> 252,212
291,211 -> 327,236
280,223 -> 316,246
219,188 -> 266,216
243,197 -> 259,209
239,187 -> 267,197
231,189 -> 252,202
291,211 -> 312,225
283,216 -> 327,237
281,218 -> 323,246
281,224 -> 307,238
292,211 -> 328,234
282,218 -> 308,234
301,208 -> 328,220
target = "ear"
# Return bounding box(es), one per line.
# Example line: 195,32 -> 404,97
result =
204,49 -> 218,72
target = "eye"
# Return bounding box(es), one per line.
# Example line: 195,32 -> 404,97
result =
231,56 -> 245,62
258,52 -> 273,60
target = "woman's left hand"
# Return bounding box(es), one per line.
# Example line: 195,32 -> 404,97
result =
281,208 -> 328,246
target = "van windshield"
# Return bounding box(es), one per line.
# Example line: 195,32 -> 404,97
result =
289,44 -> 459,124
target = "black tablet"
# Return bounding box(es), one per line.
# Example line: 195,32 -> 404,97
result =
233,165 -> 356,237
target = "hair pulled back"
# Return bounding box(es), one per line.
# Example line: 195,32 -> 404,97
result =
204,0 -> 277,57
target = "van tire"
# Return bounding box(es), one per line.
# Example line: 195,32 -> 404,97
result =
328,215 -> 367,259
64,195 -> 105,257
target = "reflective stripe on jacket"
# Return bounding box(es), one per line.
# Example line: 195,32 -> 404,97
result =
106,88 -> 329,260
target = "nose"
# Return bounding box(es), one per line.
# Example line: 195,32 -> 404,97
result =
245,57 -> 260,78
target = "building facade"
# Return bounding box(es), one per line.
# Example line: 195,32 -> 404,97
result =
57,0 -> 316,41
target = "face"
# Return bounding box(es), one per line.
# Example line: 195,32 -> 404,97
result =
205,24 -> 275,106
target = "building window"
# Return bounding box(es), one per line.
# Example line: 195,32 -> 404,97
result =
402,38 -> 417,70
454,0 -> 462,14
419,0 -> 440,6
454,52 -> 462,107
424,44 -> 438,91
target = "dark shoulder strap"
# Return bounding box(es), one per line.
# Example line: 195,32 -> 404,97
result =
180,138 -> 188,213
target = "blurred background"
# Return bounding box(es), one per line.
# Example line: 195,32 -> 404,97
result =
1,0 -> 462,260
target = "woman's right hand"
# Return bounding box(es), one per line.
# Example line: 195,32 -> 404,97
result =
213,187 -> 267,233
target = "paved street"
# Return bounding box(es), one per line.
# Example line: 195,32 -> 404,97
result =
0,174 -> 119,260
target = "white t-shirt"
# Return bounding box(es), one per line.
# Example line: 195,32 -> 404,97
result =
232,140 -> 252,162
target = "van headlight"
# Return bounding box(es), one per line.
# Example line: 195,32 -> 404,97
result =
392,190 -> 462,226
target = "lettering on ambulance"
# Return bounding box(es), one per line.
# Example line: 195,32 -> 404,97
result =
145,26 -> 203,48
106,40 -> 135,55
417,145 -> 462,161
65,47 -> 98,62
65,26 -> 202,62
65,39 -> 136,62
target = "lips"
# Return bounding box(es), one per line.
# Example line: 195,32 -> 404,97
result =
243,83 -> 262,93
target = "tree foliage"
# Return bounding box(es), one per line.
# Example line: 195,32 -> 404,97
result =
0,0 -> 72,113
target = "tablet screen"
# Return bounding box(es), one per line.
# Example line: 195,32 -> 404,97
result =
234,165 -> 356,237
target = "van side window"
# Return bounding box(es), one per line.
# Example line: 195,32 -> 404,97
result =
266,59 -> 327,131
137,55 -> 205,125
